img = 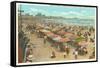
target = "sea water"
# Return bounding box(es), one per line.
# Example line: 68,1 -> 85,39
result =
43,18 -> 95,27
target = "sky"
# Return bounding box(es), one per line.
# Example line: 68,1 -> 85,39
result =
18,3 -> 96,19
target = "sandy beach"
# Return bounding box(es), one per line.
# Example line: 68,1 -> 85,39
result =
18,15 -> 96,63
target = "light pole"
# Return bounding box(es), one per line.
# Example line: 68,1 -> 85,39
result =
18,4 -> 24,31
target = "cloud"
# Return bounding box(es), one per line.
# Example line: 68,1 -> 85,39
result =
68,11 -> 82,15
30,8 -> 49,15
29,7 -> 83,17
28,8 -> 94,19
60,11 -> 82,16
30,8 -> 39,12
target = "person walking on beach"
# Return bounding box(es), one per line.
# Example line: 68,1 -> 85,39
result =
44,35 -> 47,44
65,46 -> 70,55
73,49 -> 78,59
63,52 -> 66,58
26,45 -> 33,62
51,51 -> 56,58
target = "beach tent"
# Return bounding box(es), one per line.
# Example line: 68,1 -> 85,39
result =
78,41 -> 88,46
59,38 -> 70,43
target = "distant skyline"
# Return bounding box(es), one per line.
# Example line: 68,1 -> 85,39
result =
18,3 -> 96,19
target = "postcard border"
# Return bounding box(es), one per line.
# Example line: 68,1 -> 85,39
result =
10,1 -> 98,67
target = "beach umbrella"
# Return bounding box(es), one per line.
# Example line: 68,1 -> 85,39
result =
40,29 -> 50,33
59,38 -> 70,43
78,41 -> 88,46
52,36 -> 62,42
57,30 -> 66,35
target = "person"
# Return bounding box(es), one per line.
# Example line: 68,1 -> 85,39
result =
63,52 -> 66,58
26,45 -> 31,58
65,46 -> 70,55
26,54 -> 33,62
26,45 -> 33,62
36,30 -> 39,37
83,47 -> 88,55
51,51 -> 56,58
44,36 -> 47,44
73,49 -> 78,59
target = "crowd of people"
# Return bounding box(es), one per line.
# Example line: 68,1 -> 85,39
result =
21,18 -> 95,62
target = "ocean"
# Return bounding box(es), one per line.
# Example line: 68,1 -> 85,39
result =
43,18 -> 95,27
